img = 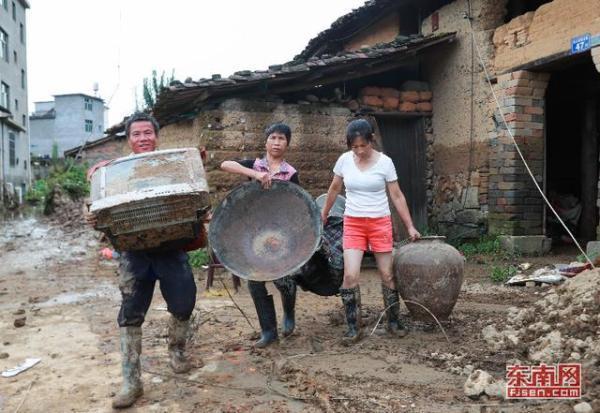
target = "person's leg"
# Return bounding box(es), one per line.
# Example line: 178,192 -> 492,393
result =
273,275 -> 296,337
370,215 -> 407,337
114,253 -> 155,409
248,280 -> 278,347
156,251 -> 197,373
339,249 -> 364,342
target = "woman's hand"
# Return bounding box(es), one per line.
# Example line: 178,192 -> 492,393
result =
407,227 -> 421,241
255,171 -> 272,189
320,210 -> 328,226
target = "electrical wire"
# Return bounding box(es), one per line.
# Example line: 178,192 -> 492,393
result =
465,14 -> 595,267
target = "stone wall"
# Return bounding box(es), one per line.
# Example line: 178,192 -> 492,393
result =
159,99 -> 351,205
494,0 -> 600,73
421,0 -> 507,238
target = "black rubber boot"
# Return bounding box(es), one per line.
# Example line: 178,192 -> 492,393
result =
274,276 -> 296,337
339,286 -> 362,343
112,326 -> 144,409
248,281 -> 278,348
382,284 -> 408,338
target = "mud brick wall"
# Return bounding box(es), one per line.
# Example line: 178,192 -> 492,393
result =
488,70 -> 549,235
420,0 -> 507,238
494,0 -> 600,73
159,99 -> 351,206
78,136 -> 129,166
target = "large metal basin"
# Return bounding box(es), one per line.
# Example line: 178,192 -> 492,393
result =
209,181 -> 322,281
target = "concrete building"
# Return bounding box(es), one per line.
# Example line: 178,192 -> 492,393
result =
30,93 -> 107,158
0,0 -> 30,205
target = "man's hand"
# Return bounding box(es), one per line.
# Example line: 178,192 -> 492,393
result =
254,171 -> 272,189
83,202 -> 98,228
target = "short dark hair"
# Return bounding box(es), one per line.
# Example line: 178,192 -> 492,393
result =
126,112 -> 160,138
265,122 -> 291,144
346,119 -> 374,147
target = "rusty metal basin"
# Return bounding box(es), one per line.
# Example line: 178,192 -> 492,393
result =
209,181 -> 322,281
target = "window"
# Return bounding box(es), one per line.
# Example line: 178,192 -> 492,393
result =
20,69 -> 25,89
12,2 -> 16,21
13,49 -> 16,63
0,0 -> 6,10
85,119 -> 93,132
0,82 -> 9,110
0,29 -> 7,62
19,23 -> 23,43
84,97 -> 93,111
22,114 -> 25,126
9,133 -> 15,167
14,98 -> 17,110
98,125 -> 102,132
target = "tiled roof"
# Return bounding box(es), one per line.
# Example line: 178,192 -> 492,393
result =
153,32 -> 455,125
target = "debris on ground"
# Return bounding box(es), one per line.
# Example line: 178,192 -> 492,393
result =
484,268 -> 600,402
1,358 -> 41,377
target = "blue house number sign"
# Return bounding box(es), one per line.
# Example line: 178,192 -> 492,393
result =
571,34 -> 591,54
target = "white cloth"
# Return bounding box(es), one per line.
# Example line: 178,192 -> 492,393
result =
333,151 -> 398,217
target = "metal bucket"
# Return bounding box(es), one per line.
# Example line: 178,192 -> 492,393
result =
208,181 -> 322,281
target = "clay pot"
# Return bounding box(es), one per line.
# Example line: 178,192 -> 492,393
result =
393,236 -> 464,322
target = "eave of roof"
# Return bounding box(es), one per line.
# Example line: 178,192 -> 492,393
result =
63,132 -> 125,157
153,32 -> 456,126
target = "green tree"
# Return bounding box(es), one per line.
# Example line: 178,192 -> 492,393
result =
138,69 -> 175,110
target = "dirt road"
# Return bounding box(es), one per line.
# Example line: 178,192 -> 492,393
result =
0,216 -> 582,412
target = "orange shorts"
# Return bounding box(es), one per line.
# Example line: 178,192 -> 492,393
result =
343,215 -> 393,253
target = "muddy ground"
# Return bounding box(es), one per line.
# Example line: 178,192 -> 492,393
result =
0,214 -> 588,412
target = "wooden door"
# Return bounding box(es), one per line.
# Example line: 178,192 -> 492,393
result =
375,116 -> 427,240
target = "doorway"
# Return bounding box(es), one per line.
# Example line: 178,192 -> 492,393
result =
375,115 -> 427,240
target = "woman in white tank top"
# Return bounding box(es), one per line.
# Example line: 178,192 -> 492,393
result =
320,119 -> 420,343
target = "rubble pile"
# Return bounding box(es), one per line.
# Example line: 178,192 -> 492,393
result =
44,187 -> 86,232
482,269 -> 600,402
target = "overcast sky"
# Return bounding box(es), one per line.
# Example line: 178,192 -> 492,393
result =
26,0 -> 367,127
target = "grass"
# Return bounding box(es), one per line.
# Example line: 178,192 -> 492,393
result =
489,265 -> 518,283
188,248 -> 209,268
454,235 -> 510,260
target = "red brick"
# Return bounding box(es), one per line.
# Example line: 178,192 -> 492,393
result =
416,102 -> 433,112
398,101 -> 417,112
399,91 -> 420,103
382,96 -> 399,110
524,106 -> 543,115
512,70 -> 532,80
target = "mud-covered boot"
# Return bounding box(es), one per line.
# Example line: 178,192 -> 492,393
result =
248,281 -> 278,348
112,326 -> 144,409
340,286 -> 362,344
168,316 -> 192,374
274,276 -> 296,337
382,284 -> 408,338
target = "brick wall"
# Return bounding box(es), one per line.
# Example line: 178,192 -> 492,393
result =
488,70 -> 549,235
494,0 -> 600,72
159,99 -> 351,205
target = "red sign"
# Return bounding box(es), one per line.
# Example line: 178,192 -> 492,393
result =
506,363 -> 581,399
